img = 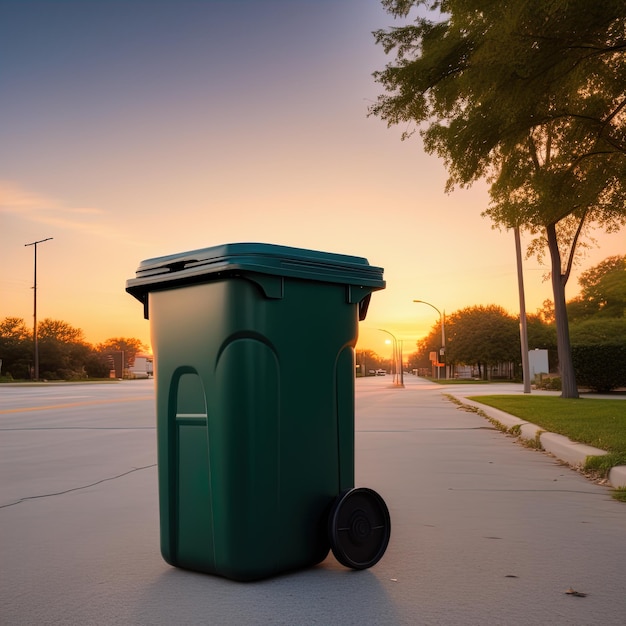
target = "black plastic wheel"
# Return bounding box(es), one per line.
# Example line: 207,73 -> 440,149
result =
328,487 -> 391,570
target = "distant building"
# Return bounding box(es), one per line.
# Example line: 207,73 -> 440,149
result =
129,354 -> 153,379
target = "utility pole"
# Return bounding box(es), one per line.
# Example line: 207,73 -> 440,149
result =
514,227 -> 531,393
25,238 -> 53,380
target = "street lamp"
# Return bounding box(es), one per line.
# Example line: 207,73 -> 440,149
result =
413,299 -> 446,379
377,328 -> 404,387
25,237 -> 53,380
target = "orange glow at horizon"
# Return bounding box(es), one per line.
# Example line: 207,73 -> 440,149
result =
1,2 -> 623,359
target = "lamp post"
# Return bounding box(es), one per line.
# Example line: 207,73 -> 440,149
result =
413,299 -> 446,379
377,328 -> 404,387
25,237 -> 53,380
398,339 -> 404,387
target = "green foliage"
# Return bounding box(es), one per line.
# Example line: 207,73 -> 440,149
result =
96,337 -> 147,369
572,255 -> 626,320
414,323 -> 441,368
570,318 -> 626,345
413,304 -> 525,379
568,255 -> 626,322
84,352 -> 113,378
535,376 -> 562,391
613,488 -> 626,503
371,1 -> 626,398
355,349 -> 389,376
372,1 -> 626,221
526,313 -> 557,371
446,305 -> 518,369
392,253 -> 623,383
38,318 -> 86,343
0,316 -> 147,381
570,316 -> 626,392
571,343 -> 626,392
579,256 -> 625,295
34,318 -> 90,380
585,453 -> 626,478
469,395 -> 626,454
0,317 -> 32,379
527,313 -> 556,348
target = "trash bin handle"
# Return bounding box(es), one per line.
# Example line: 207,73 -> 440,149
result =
346,286 -> 377,321
358,294 -> 371,321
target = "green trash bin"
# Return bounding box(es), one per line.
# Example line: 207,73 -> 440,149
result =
126,242 -> 390,581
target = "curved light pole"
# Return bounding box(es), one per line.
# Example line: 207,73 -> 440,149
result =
413,299 -> 446,379
377,328 -> 404,387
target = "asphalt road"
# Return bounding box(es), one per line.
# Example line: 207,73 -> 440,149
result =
1,377 -> 625,625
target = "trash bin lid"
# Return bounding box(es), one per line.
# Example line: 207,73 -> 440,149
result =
126,242 -> 385,305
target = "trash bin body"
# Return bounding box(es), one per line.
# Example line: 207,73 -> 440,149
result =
127,243 -> 385,581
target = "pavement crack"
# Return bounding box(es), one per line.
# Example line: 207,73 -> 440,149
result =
447,487 -> 605,495
0,464 -> 157,510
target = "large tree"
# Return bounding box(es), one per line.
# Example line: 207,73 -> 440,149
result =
413,304 -> 525,378
370,0 -> 626,397
37,318 -> 90,379
97,337 -> 147,369
446,305 -> 519,379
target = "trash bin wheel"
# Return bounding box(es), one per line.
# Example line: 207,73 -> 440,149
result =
328,487 -> 390,570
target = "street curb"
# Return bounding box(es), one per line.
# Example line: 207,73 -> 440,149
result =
453,396 -> 626,489
609,465 -> 626,489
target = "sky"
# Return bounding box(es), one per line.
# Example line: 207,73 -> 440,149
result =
1,0 -> 624,360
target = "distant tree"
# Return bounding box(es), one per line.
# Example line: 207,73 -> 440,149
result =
537,300 -> 556,325
37,318 -> 90,379
356,349 -> 389,376
406,347 -> 432,372
565,297 -> 595,324
570,255 -> 626,320
526,313 -> 558,373
0,317 -> 32,379
446,305 -> 519,379
414,305 -> 557,378
38,318 -> 86,343
526,313 -> 556,350
97,337 -> 147,370
414,324 -> 441,373
0,317 -> 151,380
370,0 -> 626,397
0,317 -> 31,340
83,352 -> 113,379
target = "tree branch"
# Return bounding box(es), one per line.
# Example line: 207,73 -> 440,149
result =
563,210 -> 588,285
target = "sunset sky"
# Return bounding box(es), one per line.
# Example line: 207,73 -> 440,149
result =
2,0 -> 623,359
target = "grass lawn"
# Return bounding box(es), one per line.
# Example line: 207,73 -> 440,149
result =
468,395 -> 626,455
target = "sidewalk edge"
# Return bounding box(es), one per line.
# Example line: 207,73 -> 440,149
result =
452,396 -> 626,489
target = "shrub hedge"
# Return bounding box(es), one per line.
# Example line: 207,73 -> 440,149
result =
571,343 -> 626,392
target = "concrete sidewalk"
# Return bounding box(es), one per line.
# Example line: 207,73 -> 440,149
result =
435,382 -> 626,489
357,374 -> 626,490
2,378 -> 626,625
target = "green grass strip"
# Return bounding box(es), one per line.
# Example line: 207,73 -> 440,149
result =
467,395 -> 626,455
613,488 -> 626,503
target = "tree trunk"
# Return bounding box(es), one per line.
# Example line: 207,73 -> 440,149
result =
546,223 -> 579,398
